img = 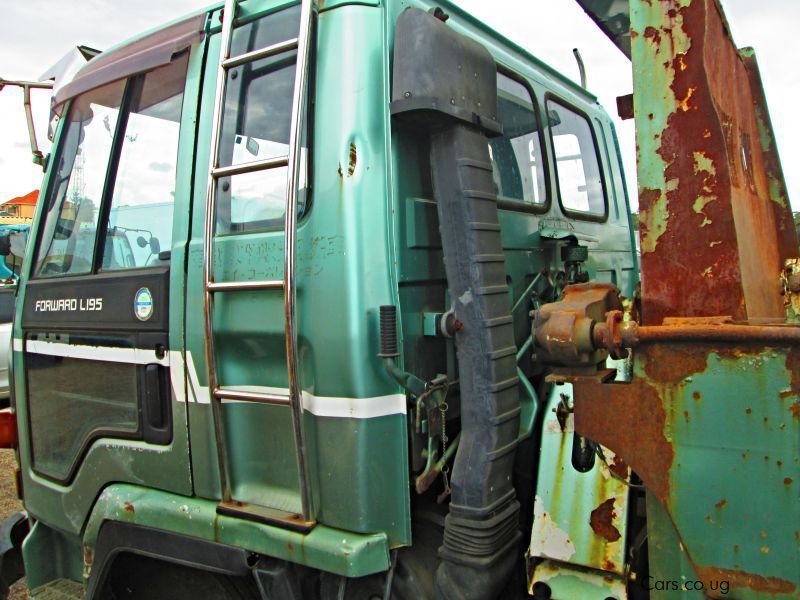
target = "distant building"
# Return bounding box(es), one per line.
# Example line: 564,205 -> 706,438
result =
0,190 -> 38,220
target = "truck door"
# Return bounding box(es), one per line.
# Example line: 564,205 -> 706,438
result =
15,49 -> 196,525
184,1 -> 311,519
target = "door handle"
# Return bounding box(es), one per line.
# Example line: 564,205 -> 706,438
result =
144,364 -> 164,429
142,363 -> 171,444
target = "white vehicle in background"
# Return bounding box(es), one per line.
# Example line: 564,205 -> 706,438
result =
0,286 -> 14,402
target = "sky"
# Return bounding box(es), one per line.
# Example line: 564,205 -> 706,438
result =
1,0 -> 798,212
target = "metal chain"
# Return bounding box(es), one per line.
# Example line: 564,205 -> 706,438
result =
439,388 -> 452,500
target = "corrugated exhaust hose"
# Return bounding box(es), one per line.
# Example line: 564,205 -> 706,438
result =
391,8 -> 522,599
430,125 -> 522,599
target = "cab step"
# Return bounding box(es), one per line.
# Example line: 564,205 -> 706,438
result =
29,578 -> 83,600
217,499 -> 315,533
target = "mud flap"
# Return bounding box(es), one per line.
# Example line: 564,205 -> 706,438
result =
0,512 -> 28,598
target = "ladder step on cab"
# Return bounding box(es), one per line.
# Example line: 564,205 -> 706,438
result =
202,0 -> 316,532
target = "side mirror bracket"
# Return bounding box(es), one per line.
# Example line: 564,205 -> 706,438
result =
0,77 -> 54,170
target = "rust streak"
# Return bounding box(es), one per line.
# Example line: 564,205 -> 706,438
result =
608,455 -> 629,480
695,566 -> 796,595
574,372 -> 674,502
589,499 -> 621,543
787,348 -> 800,401
643,343 -> 709,384
643,26 -> 661,45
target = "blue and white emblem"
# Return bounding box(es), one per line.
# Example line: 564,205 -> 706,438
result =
134,287 -> 154,321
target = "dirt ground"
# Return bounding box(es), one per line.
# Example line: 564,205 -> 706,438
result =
0,449 -> 28,600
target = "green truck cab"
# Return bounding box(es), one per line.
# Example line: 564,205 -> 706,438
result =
2,0 -> 796,599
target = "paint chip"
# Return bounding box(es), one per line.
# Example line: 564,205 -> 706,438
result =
530,497 -> 576,561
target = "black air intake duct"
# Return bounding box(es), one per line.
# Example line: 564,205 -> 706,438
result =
391,8 -> 522,599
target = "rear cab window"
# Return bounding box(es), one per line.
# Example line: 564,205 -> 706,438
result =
547,97 -> 607,220
490,73 -> 548,210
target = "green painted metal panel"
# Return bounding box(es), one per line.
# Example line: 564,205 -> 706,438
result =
185,16 -> 223,500
21,521 -> 83,590
606,117 -> 640,288
529,559 -> 627,599
628,0 -> 679,258
313,414 -> 409,540
645,493 -> 706,600
529,382 -> 631,595
83,484 -> 391,578
225,403 -> 302,512
650,348 -> 800,598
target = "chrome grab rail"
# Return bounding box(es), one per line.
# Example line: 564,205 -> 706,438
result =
201,0 -> 315,523
284,0 -> 315,524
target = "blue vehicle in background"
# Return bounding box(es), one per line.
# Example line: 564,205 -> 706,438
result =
0,224 -> 29,281
0,224 -> 29,402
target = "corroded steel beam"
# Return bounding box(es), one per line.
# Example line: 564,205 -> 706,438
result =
564,1 -> 799,597
631,0 -> 797,325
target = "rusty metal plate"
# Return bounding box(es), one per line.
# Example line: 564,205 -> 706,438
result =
631,0 -> 798,326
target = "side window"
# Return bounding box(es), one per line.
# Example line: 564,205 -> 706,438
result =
216,4 -> 303,234
35,81 -> 126,277
489,73 -> 547,208
34,58 -> 187,278
102,55 -> 188,270
547,99 -> 606,218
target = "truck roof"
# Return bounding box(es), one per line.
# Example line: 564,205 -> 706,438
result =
58,0 -> 598,113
